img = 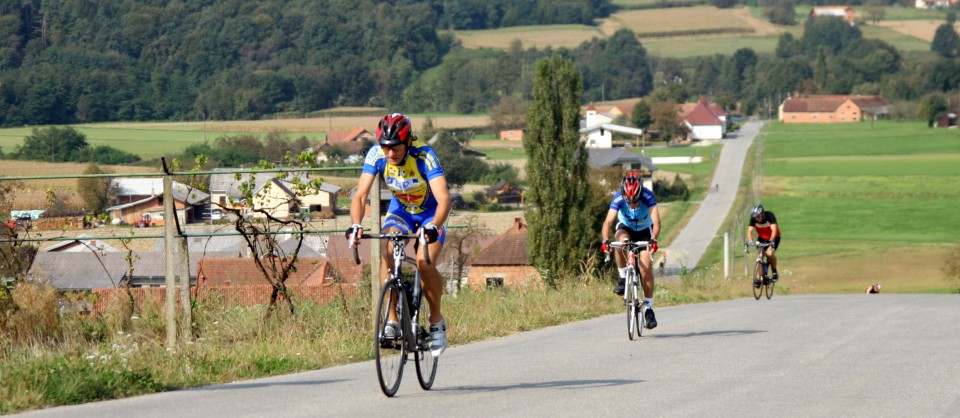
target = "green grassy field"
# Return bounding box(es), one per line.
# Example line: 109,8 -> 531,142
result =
698,120 -> 960,294
0,125 -> 258,161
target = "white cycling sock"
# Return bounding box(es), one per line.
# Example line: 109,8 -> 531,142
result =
618,267 -> 630,279
645,298 -> 654,309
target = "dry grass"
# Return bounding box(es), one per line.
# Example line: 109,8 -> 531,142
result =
99,113 -> 491,134
455,6 -> 781,51
786,244 -> 952,294
876,20 -> 960,42
1,160 -> 148,211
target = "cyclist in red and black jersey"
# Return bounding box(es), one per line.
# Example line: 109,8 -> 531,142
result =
747,204 -> 782,282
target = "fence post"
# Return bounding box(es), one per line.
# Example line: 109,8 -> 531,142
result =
162,168 -> 177,349
723,232 -> 729,279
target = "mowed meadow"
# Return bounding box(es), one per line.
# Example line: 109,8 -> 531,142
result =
756,121 -> 960,294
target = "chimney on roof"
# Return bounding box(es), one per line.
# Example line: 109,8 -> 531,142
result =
699,96 -> 707,104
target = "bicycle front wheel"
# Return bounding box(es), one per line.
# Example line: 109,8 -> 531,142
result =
752,261 -> 763,300
375,281 -> 406,397
415,279 -> 438,390
627,271 -> 637,340
765,272 -> 775,299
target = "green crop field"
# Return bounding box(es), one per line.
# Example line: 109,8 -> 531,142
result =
749,121 -> 960,292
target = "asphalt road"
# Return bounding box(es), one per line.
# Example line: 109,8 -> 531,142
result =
17,294 -> 960,418
663,120 -> 761,274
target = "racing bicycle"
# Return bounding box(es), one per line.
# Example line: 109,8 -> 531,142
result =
352,230 -> 437,397
605,240 -> 655,340
745,241 -> 775,300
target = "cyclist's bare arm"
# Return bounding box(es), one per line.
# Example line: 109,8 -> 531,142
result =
426,175 -> 451,228
601,208 -> 619,243
746,225 -> 756,242
650,205 -> 661,241
350,172 -> 377,225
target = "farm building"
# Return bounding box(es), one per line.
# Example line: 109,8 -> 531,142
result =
809,6 -> 856,25
209,170 -> 341,219
466,218 -> 541,291
107,178 -> 210,226
779,95 -> 890,124
580,105 -> 643,149
499,129 -> 523,141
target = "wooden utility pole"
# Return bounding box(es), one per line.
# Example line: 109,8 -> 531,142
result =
162,172 -> 177,348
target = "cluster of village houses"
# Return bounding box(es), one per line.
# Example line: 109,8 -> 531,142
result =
21,93 -> 894,306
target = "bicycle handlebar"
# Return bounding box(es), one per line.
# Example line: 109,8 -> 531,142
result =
604,239 -> 656,262
744,241 -> 773,248
350,231 -> 431,266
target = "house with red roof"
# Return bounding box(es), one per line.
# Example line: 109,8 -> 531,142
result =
466,218 -> 542,290
318,127 -> 374,161
779,94 -> 890,124
680,96 -> 727,141
810,6 -> 856,25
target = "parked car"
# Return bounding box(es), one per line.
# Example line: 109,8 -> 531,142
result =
450,193 -> 466,210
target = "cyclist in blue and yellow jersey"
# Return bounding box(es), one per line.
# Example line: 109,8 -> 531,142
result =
747,203 -> 782,286
600,172 -> 661,329
347,113 -> 451,357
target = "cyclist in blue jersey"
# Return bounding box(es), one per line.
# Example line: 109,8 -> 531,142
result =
600,172 -> 661,329
347,113 -> 452,357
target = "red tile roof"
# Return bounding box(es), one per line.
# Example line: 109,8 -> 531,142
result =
199,257 -> 329,286
326,127 -> 373,144
782,95 -> 890,113
683,96 -> 725,126
469,218 -> 529,266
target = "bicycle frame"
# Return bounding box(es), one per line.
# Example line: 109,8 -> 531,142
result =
606,240 -> 654,339
352,229 -> 438,396
353,231 -> 430,351
746,242 -> 772,277
745,241 -> 774,300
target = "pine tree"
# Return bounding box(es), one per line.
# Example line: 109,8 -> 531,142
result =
522,55 -> 591,286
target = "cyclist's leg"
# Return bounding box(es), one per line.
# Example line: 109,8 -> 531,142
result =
412,210 -> 447,324
414,211 -> 448,356
635,228 -> 657,329
767,237 -> 781,279
612,226 -> 630,294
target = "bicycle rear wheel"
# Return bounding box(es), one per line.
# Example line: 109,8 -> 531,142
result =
752,261 -> 763,300
627,271 -> 637,340
415,280 -> 438,390
375,281 -> 407,397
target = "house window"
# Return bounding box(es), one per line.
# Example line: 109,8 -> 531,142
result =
486,276 -> 504,288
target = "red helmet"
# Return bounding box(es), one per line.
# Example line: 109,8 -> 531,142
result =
376,113 -> 412,147
621,172 -> 643,204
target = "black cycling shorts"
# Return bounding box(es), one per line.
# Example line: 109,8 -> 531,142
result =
615,223 -> 653,243
758,236 -> 781,249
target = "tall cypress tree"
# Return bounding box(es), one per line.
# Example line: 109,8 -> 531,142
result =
523,55 -> 591,286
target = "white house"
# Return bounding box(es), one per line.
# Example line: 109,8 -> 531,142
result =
915,0 -> 957,9
579,105 -> 643,149
681,96 -> 726,141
